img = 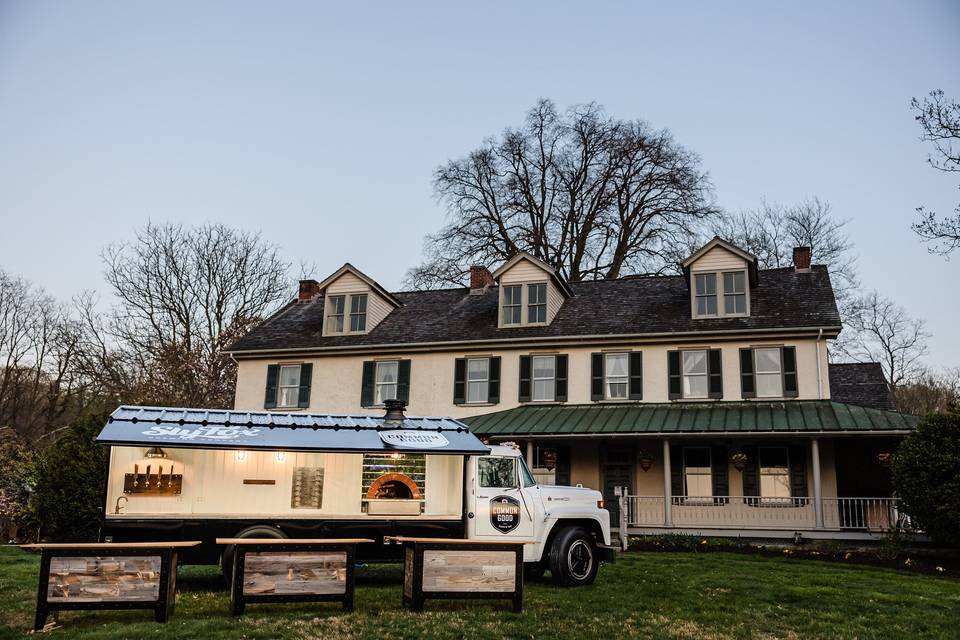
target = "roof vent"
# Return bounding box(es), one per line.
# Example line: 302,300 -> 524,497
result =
383,399 -> 406,423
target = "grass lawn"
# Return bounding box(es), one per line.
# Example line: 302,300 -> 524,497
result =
1,546 -> 958,639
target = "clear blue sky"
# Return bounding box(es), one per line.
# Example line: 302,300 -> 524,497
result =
1,2 -> 958,368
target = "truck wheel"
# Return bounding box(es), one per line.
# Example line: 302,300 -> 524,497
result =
221,525 -> 287,583
548,526 -> 598,587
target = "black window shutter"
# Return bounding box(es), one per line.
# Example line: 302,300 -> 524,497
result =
740,348 -> 756,399
788,444 -> 808,500
667,351 -> 682,400
629,352 -> 643,400
264,364 -> 280,409
782,346 -> 799,397
555,355 -> 568,402
488,357 -> 501,404
518,356 -> 531,402
397,359 -> 411,404
741,445 -> 759,505
453,358 -> 466,405
711,445 -> 729,504
554,446 -> 571,486
297,363 -> 313,408
670,446 -> 685,503
708,349 -> 723,399
360,361 -> 375,407
590,353 -> 604,401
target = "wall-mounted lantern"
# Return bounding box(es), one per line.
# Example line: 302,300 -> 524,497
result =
638,450 -> 653,472
144,447 -> 167,459
731,452 -> 748,472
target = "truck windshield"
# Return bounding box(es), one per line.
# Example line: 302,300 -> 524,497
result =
518,456 -> 537,487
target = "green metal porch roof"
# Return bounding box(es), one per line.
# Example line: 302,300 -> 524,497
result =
463,401 -> 918,437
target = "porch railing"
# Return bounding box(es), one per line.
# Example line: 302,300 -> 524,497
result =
623,495 -> 918,533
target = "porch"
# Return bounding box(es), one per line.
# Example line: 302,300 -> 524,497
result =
464,401 -> 920,541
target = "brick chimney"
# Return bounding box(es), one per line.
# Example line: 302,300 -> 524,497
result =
793,246 -> 812,272
298,279 -> 321,302
469,265 -> 495,293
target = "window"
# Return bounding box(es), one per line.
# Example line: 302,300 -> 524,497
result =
723,272 -> 746,314
375,361 -> 399,405
605,353 -> 629,399
277,364 -> 301,408
478,457 -> 517,488
326,295 -> 345,333
683,447 -> 712,500
695,273 -> 718,316
532,355 -> 556,401
519,456 -> 537,487
466,358 -> 489,403
527,283 -> 547,323
682,350 -> 709,399
349,294 -> 367,332
502,285 -> 522,325
754,348 -> 783,398
759,447 -> 791,503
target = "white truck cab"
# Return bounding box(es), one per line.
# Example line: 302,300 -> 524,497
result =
466,444 -> 614,586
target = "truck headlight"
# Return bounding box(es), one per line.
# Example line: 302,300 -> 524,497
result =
597,499 -> 605,509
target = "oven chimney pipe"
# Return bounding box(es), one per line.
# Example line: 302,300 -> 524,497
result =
383,399 -> 407,423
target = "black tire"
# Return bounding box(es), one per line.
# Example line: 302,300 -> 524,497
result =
548,526 -> 599,587
221,525 -> 287,583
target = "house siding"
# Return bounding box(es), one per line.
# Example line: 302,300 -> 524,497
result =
688,246 -> 747,272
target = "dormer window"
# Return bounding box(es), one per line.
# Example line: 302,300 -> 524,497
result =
325,293 -> 369,335
527,284 -> 547,323
350,294 -> 368,332
502,285 -> 522,325
693,270 -> 749,318
326,295 -> 346,333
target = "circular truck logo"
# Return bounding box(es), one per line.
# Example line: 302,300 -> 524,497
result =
379,430 -> 450,449
490,495 -> 521,533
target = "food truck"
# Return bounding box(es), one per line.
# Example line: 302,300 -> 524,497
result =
97,402 -> 614,587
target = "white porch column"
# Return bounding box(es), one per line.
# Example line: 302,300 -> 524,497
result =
526,441 -> 534,468
662,439 -> 673,527
811,438 -> 824,529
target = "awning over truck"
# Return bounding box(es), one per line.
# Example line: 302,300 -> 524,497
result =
97,406 -> 490,455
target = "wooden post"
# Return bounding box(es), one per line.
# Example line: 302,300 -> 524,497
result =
618,490 -> 629,551
525,441 -> 534,469
811,438 -> 824,529
662,439 -> 673,527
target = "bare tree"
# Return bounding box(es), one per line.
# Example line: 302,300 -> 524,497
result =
100,222 -> 291,407
842,291 -> 930,388
712,197 -> 858,302
911,90 -> 960,255
893,367 -> 959,416
405,100 -> 718,288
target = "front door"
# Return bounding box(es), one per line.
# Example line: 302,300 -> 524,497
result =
603,448 -> 634,525
471,455 -> 536,541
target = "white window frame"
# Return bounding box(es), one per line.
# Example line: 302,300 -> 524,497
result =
277,364 -> 302,409
501,285 -> 522,325
754,347 -> 784,398
527,283 -> 547,324
466,357 -> 490,404
531,355 -> 556,402
604,352 -> 629,400
325,295 -> 345,334
759,446 -> 792,504
692,269 -> 749,319
325,292 -> 370,335
374,360 -> 399,406
694,273 -> 718,317
723,271 -> 747,315
681,349 -> 709,400
683,446 -> 713,503
349,293 -> 368,332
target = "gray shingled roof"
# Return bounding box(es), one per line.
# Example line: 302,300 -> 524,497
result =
829,363 -> 894,411
227,265 -> 841,353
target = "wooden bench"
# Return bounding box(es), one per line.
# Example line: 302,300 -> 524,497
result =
20,541 -> 201,630
216,538 -> 373,615
385,537 -> 532,613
